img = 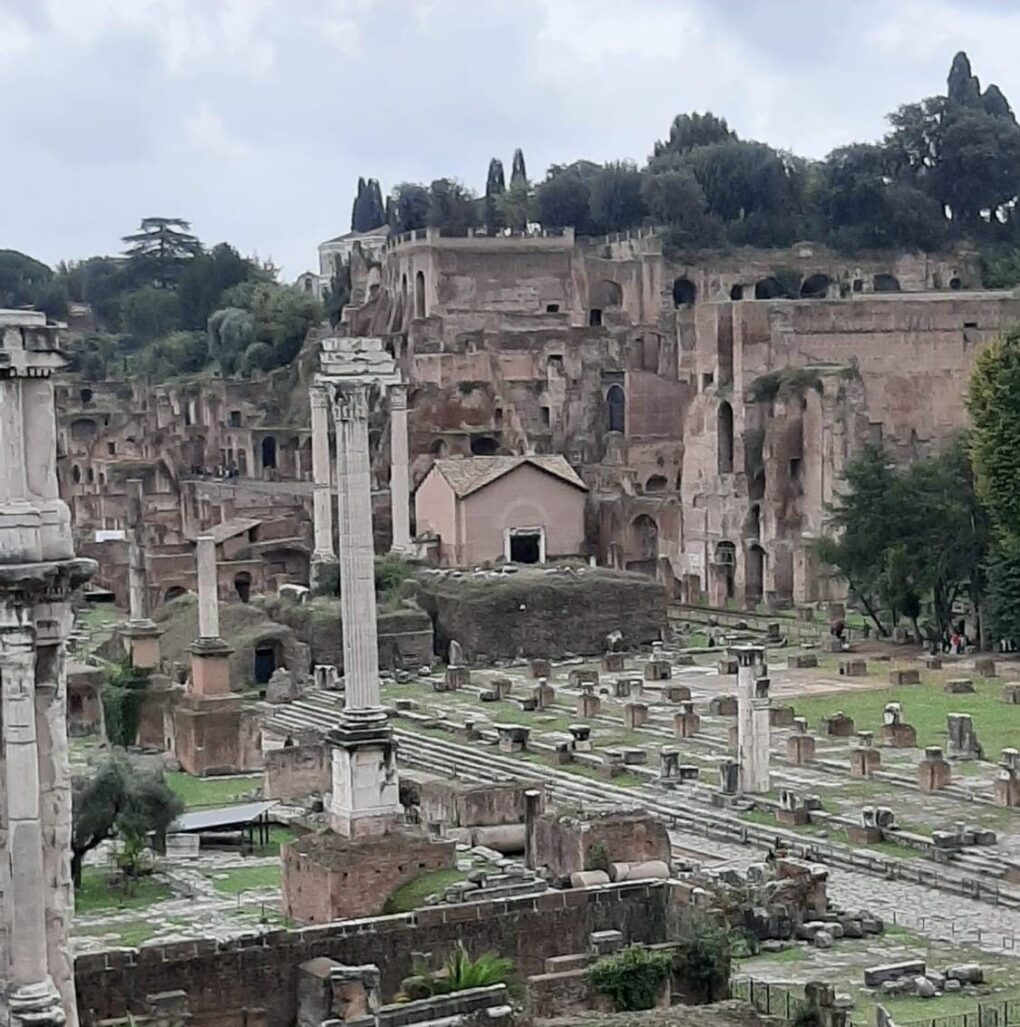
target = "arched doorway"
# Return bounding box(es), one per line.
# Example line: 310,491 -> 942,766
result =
415,271 -> 426,318
746,543 -> 765,604
755,277 -> 787,299
717,402 -> 734,474
234,571 -> 252,603
470,435 -> 499,456
672,277 -> 697,307
261,436 -> 277,470
873,273 -> 901,293
164,586 -> 187,604
253,640 -> 280,685
629,514 -> 659,575
712,540 -> 737,603
800,273 -> 832,299
606,385 -> 625,433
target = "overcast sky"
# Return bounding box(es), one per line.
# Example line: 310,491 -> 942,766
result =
4,0 -> 1020,278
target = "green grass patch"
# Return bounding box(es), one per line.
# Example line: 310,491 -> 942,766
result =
384,868 -> 467,913
165,772 -> 262,809
75,920 -> 158,948
208,864 -> 281,895
792,676 -> 1020,756
75,868 -> 170,914
254,826 -> 298,857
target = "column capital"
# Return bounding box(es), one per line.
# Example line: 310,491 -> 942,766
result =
332,384 -> 370,423
389,383 -> 408,410
309,384 -> 331,410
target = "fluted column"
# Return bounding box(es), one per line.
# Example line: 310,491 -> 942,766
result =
195,534 -> 220,641
310,386 -> 335,564
333,385 -> 385,724
126,478 -> 149,623
389,384 -> 411,551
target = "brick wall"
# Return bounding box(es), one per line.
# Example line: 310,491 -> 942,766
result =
74,881 -> 669,1027
263,744 -> 329,801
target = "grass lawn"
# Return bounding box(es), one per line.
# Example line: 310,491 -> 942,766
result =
208,864 -> 281,896
254,826 -> 298,857
165,772 -> 262,809
384,868 -> 467,913
791,675 -> 1019,756
75,868 -> 170,914
76,920 -> 158,948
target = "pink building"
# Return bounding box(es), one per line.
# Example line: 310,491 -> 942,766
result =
414,456 -> 588,567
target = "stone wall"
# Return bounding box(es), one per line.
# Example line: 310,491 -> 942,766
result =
263,744 -> 329,801
75,882 -> 670,1027
413,567 -> 667,660
406,775 -> 546,827
534,810 -> 672,880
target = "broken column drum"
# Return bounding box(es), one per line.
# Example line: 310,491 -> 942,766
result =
734,645 -> 770,794
121,478 -> 160,669
0,311 -> 96,1027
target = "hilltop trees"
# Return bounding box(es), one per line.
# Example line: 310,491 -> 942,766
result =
121,217 -> 200,288
351,177 -> 386,232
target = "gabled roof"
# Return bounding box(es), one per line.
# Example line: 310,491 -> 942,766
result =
186,517 -> 261,545
320,225 -> 392,246
429,455 -> 588,499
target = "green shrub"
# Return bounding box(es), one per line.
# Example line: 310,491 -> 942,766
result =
101,661 -> 151,747
411,942 -> 514,997
587,946 -> 673,1011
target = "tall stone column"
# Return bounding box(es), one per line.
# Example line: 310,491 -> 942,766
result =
188,535 -> 232,697
309,386 -> 335,569
734,645 -> 770,794
389,384 -> 411,552
122,479 -> 160,669
0,311 -> 95,1027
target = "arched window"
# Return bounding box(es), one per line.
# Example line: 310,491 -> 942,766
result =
414,271 -> 426,318
949,276 -> 962,291
729,284 -> 744,301
261,436 -> 277,469
606,385 -> 625,433
72,465 -> 81,484
470,436 -> 499,456
645,474 -> 668,493
745,503 -> 761,541
714,540 -> 737,600
800,273 -> 832,299
234,572 -> 252,603
746,543 -> 764,603
755,277 -> 787,300
717,401 -> 734,474
430,438 -> 448,458
672,277 -> 696,307
594,280 -> 623,307
873,273 -> 901,293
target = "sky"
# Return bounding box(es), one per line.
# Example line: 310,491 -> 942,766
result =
4,0 -> 1020,279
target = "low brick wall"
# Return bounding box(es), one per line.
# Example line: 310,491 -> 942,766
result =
263,744 -> 329,801
74,881 -> 669,1027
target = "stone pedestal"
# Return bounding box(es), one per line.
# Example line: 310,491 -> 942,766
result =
847,825 -> 882,845
735,646 -> 770,794
569,724 -> 592,752
532,679 -> 555,710
918,746 -> 952,793
532,658 -> 552,679
496,724 -> 529,753
662,683 -> 691,703
644,658 -> 671,681
974,657 -> 997,678
326,722 -> 401,838
947,712 -> 983,759
189,639 -> 233,696
823,712 -> 855,736
174,693 -> 247,777
709,694 -> 738,716
770,704 -> 796,727
994,749 -> 1020,807
602,651 -> 625,672
850,746 -> 881,778
444,665 -> 470,690
787,734 -> 816,764
121,621 -> 161,671
788,653 -> 818,669
839,659 -> 867,677
623,702 -> 648,729
576,687 -> 601,718
1003,683 -> 1020,705
888,667 -> 920,685
673,702 -> 700,738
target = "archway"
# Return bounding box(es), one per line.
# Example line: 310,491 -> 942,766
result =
72,465 -> 81,484
606,384 -> 625,433
717,402 -> 734,474
470,436 -> 499,456
755,277 -> 787,299
414,271 -> 426,318
430,438 -> 448,458
729,284 -> 744,301
745,503 -> 761,541
713,540 -> 737,602
630,514 -> 659,563
164,586 -> 187,604
645,474 -> 668,493
950,276 -> 962,291
253,640 -> 280,685
261,436 -> 277,470
594,280 -> 623,308
234,571 -> 252,603
873,273 -> 901,293
800,273 -> 832,299
70,418 -> 98,443
746,544 -> 764,604
672,277 -> 697,307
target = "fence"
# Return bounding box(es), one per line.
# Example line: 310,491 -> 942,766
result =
730,976 -> 807,1023
896,999 -> 1020,1027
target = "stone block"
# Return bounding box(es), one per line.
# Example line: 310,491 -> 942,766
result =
947,713 -> 983,759
864,961 -> 927,987
918,747 -> 952,792
623,702 -> 649,730
923,656 -> 943,670
644,659 -> 671,681
974,657 -> 997,678
567,668 -> 598,688
1003,683 -> 1020,704
445,665 -> 470,690
945,678 -> 974,694
531,659 -> 552,679
532,680 -> 556,710
787,734 -> 816,764
602,651 -> 626,672
717,656 -> 738,675
709,694 -> 738,716
839,659 -> 867,677
850,747 -> 881,777
770,704 -> 796,728
888,668 -> 920,685
881,722 -> 917,748
662,683 -> 691,703
495,724 -> 529,753
621,747 -> 647,765
576,692 -> 601,718
823,712 -> 855,736
673,704 -> 700,738
568,724 -> 592,751
718,759 -> 739,794
491,676 -> 513,699
788,653 -> 818,669
847,824 -> 882,845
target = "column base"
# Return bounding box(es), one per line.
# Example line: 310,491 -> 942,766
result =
121,619 -> 161,670
188,639 -> 234,697
9,978 -> 66,1027
327,720 -> 400,839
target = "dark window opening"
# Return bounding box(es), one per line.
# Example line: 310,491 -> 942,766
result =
107,442 -> 116,455
873,273 -> 901,293
790,457 -> 803,480
645,474 -> 668,493
470,436 -> 499,456
541,406 -> 550,427
72,465 -> 81,484
546,303 -> 560,313
800,273 -> 832,299
730,284 -> 744,301
510,532 -> 541,564
852,279 -> 863,293
672,277 -> 697,307
86,467 -> 94,484
69,692 -> 83,715
702,372 -> 714,390
755,277 -> 787,300
415,271 -> 426,318
606,384 -> 625,433
229,410 -> 242,427
950,276 -> 962,290
494,408 -> 503,427
261,436 -> 277,469
589,308 -> 603,327
234,571 -> 252,603
718,401 -> 734,475
80,388 -> 93,404
253,644 -> 277,685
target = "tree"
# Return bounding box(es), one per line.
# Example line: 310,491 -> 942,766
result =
509,148 -> 528,189
177,243 -> 263,330
484,158 -> 506,233
121,286 -> 182,342
641,168 -> 721,249
121,217 -> 200,288
650,111 -> 736,168
208,307 -> 256,376
71,757 -> 182,888
351,177 -> 386,232
324,257 -> 352,326
535,168 -> 592,231
588,161 -> 647,233
427,178 -> 477,233
389,183 -> 431,234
